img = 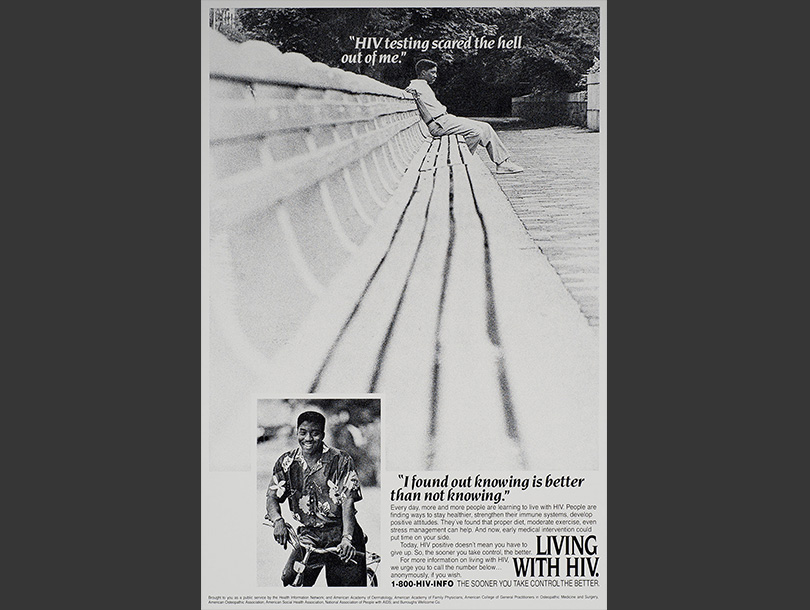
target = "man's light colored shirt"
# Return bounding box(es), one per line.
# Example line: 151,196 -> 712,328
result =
407,79 -> 447,119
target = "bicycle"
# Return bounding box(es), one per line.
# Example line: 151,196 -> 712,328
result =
264,522 -> 381,586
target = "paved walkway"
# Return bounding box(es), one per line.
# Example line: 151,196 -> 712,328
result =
474,123 -> 601,327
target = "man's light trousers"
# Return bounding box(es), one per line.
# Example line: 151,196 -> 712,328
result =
428,115 -> 510,164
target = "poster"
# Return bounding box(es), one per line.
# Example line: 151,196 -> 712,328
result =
203,1 -> 606,607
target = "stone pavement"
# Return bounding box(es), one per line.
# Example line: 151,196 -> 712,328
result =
474,123 -> 601,327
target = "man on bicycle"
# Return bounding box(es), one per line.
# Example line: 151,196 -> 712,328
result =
265,410 -> 367,586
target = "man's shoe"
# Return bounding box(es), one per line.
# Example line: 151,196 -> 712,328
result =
495,160 -> 524,174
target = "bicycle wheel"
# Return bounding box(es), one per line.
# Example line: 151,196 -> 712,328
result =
367,568 -> 378,587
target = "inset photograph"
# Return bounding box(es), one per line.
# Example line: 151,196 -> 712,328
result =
256,397 -> 381,587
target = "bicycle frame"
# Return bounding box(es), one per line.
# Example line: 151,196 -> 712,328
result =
264,522 -> 381,586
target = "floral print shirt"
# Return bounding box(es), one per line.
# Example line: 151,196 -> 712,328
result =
267,444 -> 362,528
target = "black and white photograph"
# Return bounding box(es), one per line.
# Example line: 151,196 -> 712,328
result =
203,2 -> 606,607
256,397 -> 381,587
206,3 -> 600,473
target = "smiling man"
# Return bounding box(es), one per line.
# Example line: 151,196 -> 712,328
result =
406,58 -> 524,174
264,410 -> 367,586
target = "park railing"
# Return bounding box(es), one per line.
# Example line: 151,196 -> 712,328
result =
510,70 -> 600,131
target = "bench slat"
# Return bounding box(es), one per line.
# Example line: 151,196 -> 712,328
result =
426,139 -> 526,470
261,139 -> 434,392
457,140 -> 599,469
312,169 -> 438,392
373,140 -> 453,469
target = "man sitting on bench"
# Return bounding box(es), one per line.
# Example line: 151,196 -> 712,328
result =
406,59 -> 524,174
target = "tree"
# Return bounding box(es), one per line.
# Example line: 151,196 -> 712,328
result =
232,7 -> 599,116
210,8 -> 249,42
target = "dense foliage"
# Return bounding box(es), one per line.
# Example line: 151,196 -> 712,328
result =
223,7 -> 599,116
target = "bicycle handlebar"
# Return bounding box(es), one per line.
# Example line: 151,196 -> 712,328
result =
263,520 -> 380,565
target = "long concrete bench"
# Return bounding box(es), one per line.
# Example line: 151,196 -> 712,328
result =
206,29 -> 598,472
